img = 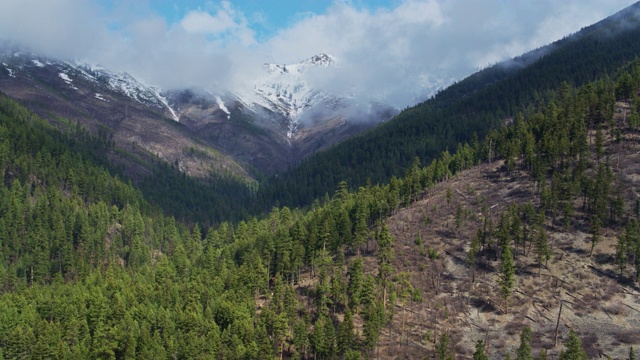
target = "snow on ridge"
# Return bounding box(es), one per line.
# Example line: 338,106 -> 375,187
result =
231,54 -> 341,141
95,93 -> 108,102
156,90 -> 180,121
3,63 -> 15,78
77,66 -> 179,121
58,72 -> 78,90
31,59 -> 44,67
215,96 -> 230,120
58,72 -> 72,83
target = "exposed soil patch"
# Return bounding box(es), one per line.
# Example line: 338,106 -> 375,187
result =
373,118 -> 640,358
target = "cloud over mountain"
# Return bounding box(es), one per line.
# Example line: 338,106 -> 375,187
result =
0,0 -> 636,108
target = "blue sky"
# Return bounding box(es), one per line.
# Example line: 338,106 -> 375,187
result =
1,0 -> 638,107
93,0 -> 398,42
144,0 -> 397,40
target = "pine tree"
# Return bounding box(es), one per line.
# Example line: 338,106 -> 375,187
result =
337,308 -> 356,356
273,312 -> 289,360
559,330 -> 587,360
311,315 -> 330,359
396,271 -> 414,345
5,324 -> 35,360
467,228 -> 482,282
345,349 -> 363,360
473,339 -> 489,360
293,319 -> 310,359
499,244 -> 515,313
617,230 -> 629,277
353,199 -> 369,256
347,258 -> 364,312
362,300 -> 382,356
621,219 -> 640,281
537,349 -> 548,360
516,326 -> 534,360
376,223 -> 394,311
534,225 -> 550,276
435,332 -> 453,360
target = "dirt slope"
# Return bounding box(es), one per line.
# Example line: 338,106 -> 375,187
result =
376,128 -> 640,357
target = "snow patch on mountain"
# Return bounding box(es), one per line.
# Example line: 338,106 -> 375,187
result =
233,53 -> 338,138
58,72 -> 72,82
31,59 -> 44,67
2,63 -> 15,78
58,72 -> 78,90
69,63 -> 180,121
156,91 -> 179,121
215,96 -> 230,120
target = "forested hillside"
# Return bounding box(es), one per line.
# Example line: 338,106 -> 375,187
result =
1,50 -> 640,358
373,63 -> 640,358
256,2 -> 640,210
3,3 -> 640,359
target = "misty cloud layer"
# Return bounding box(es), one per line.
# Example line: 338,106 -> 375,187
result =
0,0 -> 636,108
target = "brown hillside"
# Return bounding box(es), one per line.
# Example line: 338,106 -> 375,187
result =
372,105 -> 640,359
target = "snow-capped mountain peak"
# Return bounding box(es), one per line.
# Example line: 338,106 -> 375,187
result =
306,53 -> 334,66
232,54 -> 340,139
262,53 -> 336,75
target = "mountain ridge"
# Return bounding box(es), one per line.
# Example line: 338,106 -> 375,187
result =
256,0 -> 640,209
0,50 -> 395,177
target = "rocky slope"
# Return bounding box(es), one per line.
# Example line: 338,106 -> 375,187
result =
167,53 -> 397,173
0,51 -> 252,182
370,103 -> 640,359
0,51 -> 396,177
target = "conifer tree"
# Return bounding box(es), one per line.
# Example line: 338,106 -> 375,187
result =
617,229 -> 629,277
473,339 -> 489,360
337,308 -> 356,356
293,319 -> 310,359
376,223 -> 394,311
273,312 -> 289,360
345,349 -> 363,360
559,330 -> 587,360
537,349 -> 548,360
516,327 -> 534,360
362,300 -> 382,356
353,199 -> 369,256
347,258 -> 364,312
467,228 -> 482,282
534,225 -> 551,275
436,333 -> 453,360
499,244 -> 515,313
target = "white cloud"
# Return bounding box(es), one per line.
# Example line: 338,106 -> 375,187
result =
0,0 -> 107,60
179,1 -> 256,47
0,0 -> 637,108
259,0 -> 638,106
181,10 -> 237,34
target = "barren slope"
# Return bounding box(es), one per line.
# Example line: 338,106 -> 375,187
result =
373,113 -> 640,358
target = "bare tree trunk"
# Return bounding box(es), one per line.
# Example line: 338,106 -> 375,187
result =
383,285 -> 387,312
554,299 -> 564,347
402,306 -> 406,345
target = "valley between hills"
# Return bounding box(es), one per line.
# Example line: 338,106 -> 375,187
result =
2,2 -> 640,360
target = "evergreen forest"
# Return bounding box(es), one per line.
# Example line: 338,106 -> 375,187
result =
2,3 -> 640,359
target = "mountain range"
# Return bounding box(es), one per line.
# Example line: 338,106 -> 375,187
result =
0,51 -> 396,178
1,1 -> 640,359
